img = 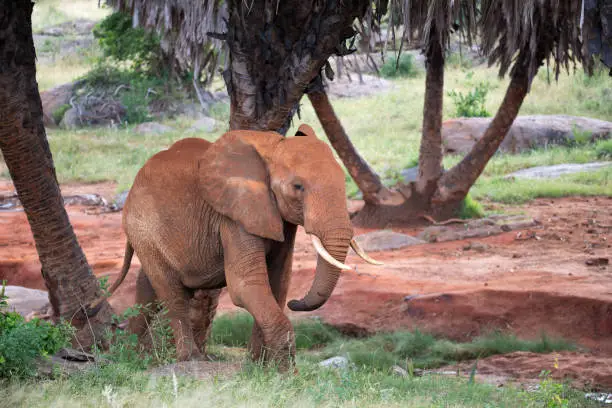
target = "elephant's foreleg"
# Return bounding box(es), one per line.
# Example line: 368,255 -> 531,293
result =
250,222 -> 297,362
141,257 -> 202,361
222,222 -> 295,370
190,288 -> 221,356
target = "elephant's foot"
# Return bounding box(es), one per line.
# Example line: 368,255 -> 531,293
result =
176,347 -> 204,362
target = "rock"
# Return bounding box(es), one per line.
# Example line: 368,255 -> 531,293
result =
417,215 -> 539,243
36,348 -> 102,378
112,190 -> 130,211
325,73 -> 393,98
4,286 -> 49,317
442,115 -> 612,155
59,107 -> 81,129
40,81 -> 81,127
585,393 -> 612,404
134,122 -> 174,135
63,194 -> 108,207
505,162 -> 612,180
189,117 -> 218,133
352,230 -> 425,252
585,257 -> 609,266
319,356 -> 353,370
391,365 -> 408,377
463,242 -> 490,252
400,166 -> 419,183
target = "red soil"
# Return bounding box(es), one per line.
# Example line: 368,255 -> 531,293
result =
1,179 -> 610,388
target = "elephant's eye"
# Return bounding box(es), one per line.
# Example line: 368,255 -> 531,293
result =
293,183 -> 304,192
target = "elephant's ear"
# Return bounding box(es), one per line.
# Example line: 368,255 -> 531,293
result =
294,124 -> 317,137
198,132 -> 284,242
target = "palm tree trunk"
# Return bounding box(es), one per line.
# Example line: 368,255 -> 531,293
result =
432,55 -> 531,205
307,87 -> 390,205
224,0 -> 369,133
416,22 -> 445,197
0,1 -> 111,345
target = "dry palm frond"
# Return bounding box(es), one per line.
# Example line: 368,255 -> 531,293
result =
106,0 -> 226,76
481,0 -> 586,84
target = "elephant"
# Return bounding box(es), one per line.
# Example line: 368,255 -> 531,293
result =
94,124 -> 380,369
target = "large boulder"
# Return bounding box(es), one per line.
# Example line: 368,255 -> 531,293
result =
352,230 -> 425,252
40,81 -> 81,127
505,162 -> 612,180
3,286 -> 49,317
442,115 -> 612,155
59,107 -> 81,129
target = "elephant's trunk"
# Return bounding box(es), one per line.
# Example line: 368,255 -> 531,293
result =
287,229 -> 351,311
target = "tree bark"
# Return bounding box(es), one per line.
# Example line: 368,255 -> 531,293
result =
416,22 -> 445,197
432,55 -> 532,205
224,0 -> 369,133
307,85 -> 392,205
0,1 -> 111,346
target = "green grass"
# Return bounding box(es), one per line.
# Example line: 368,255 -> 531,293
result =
32,0 -> 111,32
210,313 -> 574,371
0,312 -> 588,407
1,361 -> 597,408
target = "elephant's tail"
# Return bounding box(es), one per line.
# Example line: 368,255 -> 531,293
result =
86,242 -> 134,314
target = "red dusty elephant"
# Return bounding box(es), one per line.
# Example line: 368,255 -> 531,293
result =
95,124 -> 380,370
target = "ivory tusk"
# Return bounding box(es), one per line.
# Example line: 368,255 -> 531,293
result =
350,239 -> 384,265
310,235 -> 353,270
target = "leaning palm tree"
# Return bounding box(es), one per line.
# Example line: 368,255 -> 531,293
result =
0,1 -> 112,346
352,0 -> 608,226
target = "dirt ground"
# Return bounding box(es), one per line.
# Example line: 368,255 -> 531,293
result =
1,180 -> 610,388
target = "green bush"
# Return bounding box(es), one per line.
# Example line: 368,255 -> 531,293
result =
458,194 -> 484,219
93,12 -> 162,74
79,65 -> 170,124
52,103 -> 71,124
380,53 -> 420,78
595,139 -> 612,159
0,282 -> 73,379
448,81 -> 491,117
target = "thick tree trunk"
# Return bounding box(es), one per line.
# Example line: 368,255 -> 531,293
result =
0,1 -> 111,347
307,85 -> 394,205
224,0 -> 369,133
416,23 -> 445,196
432,58 -> 531,206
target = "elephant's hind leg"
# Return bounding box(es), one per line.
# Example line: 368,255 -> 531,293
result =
128,268 -> 160,348
190,288 -> 221,357
141,258 -> 202,362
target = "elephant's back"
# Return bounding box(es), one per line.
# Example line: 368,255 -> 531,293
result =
124,138 -> 210,233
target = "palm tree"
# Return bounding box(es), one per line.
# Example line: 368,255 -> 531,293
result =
106,0 -> 610,227
0,0 -> 112,347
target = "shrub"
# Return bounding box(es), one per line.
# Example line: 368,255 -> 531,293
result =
0,281 -> 73,379
93,12 -> 163,74
52,103 -> 71,124
458,194 -> 484,219
380,53 -> 420,78
595,139 -> 612,159
448,81 -> 491,118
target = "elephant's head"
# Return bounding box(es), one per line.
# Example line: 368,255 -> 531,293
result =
199,124 -> 379,312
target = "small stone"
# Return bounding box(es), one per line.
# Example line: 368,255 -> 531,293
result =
189,117 -> 217,133
391,365 -> 408,377
463,242 -> 490,253
319,356 -> 352,370
134,122 -> 174,135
